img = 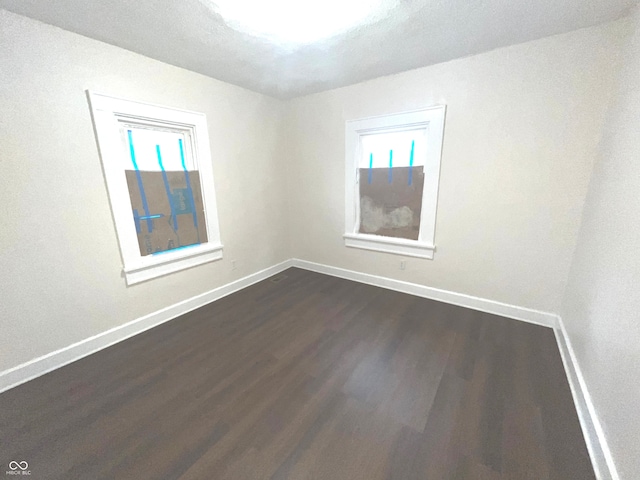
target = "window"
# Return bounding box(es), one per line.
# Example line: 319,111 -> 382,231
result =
87,92 -> 223,285
344,106 -> 446,259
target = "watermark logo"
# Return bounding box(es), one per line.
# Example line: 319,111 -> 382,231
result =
5,461 -> 30,476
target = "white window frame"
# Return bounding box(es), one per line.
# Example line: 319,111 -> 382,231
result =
87,91 -> 223,285
344,106 -> 446,259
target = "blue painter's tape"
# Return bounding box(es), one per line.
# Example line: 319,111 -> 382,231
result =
179,138 -> 200,243
171,189 -> 193,215
128,130 -> 153,233
152,243 -> 200,255
156,145 -> 178,232
408,140 -> 415,186
133,209 -> 141,234
368,153 -> 373,184
388,149 -> 393,184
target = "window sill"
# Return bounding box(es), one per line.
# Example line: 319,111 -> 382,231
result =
123,243 -> 224,285
343,233 -> 435,259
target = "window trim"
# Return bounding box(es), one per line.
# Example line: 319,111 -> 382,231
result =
344,106 -> 446,259
87,91 -> 223,285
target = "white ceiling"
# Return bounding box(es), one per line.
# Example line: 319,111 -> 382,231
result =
0,0 -> 635,99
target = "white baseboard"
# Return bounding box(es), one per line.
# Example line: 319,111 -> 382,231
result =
554,316 -> 619,480
0,256 -> 614,480
291,259 -> 617,478
291,259 -> 558,328
0,259 -> 293,394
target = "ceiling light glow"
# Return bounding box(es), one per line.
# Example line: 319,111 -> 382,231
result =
211,0 -> 388,45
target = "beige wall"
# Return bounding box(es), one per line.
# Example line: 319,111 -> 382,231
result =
283,19 -> 627,314
0,9 -> 289,372
1,19 -> 637,479
561,6 -> 640,479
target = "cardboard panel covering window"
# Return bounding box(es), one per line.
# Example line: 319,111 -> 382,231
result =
358,129 -> 426,241
122,126 -> 208,256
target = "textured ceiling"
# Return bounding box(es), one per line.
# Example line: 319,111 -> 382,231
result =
0,0 -> 635,98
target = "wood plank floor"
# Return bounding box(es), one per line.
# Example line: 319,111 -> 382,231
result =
0,268 -> 594,479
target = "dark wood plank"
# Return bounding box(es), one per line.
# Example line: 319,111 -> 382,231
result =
0,268 -> 595,479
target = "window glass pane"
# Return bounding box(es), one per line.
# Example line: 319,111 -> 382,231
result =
358,128 -> 425,240
359,128 -> 426,168
120,125 -> 208,256
120,127 -> 196,171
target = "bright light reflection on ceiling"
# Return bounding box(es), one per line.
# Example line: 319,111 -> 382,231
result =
211,0 -> 388,46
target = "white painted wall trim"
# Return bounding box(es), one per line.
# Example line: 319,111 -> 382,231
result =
3,253 -> 614,480
123,244 -> 224,285
344,106 -> 446,257
343,233 -> 435,259
291,259 -> 617,478
291,259 -> 558,328
86,91 -> 225,285
0,255 -> 616,480
0,259 -> 293,394
554,316 -> 620,480
0,257 -> 559,395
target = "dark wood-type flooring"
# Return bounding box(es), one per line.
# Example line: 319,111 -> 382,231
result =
0,268 -> 595,479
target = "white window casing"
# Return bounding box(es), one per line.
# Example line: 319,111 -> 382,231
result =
344,106 -> 446,259
87,91 -> 223,285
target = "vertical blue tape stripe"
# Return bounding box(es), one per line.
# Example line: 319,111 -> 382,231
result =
133,209 -> 141,234
156,145 -> 178,231
127,130 -> 153,233
368,153 -> 373,184
388,149 -> 393,183
179,139 -> 199,242
408,140 -> 415,186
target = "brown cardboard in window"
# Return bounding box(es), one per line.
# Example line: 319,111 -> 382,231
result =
358,166 -> 424,241
125,170 -> 208,256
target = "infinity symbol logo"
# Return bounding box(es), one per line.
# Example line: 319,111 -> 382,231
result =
8,461 -> 28,470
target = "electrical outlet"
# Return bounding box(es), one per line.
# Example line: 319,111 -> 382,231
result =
400,260 -> 406,270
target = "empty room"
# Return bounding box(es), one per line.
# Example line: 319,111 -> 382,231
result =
1,0 -> 639,479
